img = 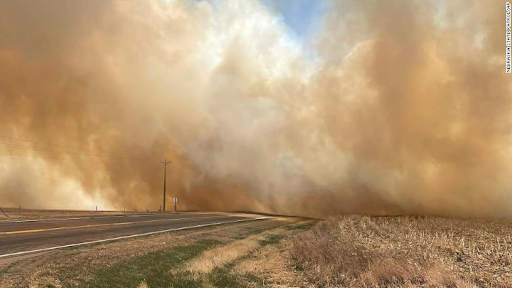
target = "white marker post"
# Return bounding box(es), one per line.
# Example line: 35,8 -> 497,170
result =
173,196 -> 178,213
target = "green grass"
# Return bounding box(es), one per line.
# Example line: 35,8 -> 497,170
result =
81,239 -> 221,288
258,234 -> 285,246
0,263 -> 14,275
81,238 -> 264,288
208,267 -> 262,288
231,222 -> 277,240
283,222 -> 317,231
71,220 -> 299,287
208,267 -> 245,288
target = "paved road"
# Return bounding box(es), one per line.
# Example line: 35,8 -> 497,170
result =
0,212 -> 262,258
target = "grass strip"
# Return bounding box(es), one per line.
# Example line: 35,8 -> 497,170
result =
82,239 -> 221,288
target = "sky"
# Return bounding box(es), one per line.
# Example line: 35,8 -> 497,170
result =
261,0 -> 328,38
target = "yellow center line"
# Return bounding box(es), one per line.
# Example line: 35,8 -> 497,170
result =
0,216 -> 224,235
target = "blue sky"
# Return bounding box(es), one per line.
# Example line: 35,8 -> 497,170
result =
261,0 -> 327,38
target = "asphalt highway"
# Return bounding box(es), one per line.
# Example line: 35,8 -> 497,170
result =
0,212 -> 261,258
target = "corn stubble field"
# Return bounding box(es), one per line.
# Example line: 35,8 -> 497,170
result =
291,216 -> 512,287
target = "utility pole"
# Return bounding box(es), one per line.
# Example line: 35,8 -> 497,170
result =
161,158 -> 172,212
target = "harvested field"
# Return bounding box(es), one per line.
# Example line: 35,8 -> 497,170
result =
291,216 -> 512,287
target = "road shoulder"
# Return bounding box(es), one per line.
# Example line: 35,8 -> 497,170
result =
0,217 -> 316,287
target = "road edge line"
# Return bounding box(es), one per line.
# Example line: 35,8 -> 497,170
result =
0,213 -> 159,224
0,217 -> 269,259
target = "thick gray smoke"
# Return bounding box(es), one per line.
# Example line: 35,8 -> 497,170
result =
0,0 -> 511,217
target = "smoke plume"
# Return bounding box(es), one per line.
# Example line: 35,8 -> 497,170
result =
0,0 -> 510,217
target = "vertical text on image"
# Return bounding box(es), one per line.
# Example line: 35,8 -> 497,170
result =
506,2 -> 511,73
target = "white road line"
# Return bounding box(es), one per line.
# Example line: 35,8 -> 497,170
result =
0,215 -> 232,235
0,217 -> 269,259
0,213 -> 210,224
0,214 -> 152,223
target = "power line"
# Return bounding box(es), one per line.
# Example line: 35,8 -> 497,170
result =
0,142 -> 91,154
0,135 -> 97,152
0,153 -> 65,160
0,135 -> 145,152
0,152 -> 142,162
0,141 -> 102,155
0,141 -> 153,162
0,135 -> 153,162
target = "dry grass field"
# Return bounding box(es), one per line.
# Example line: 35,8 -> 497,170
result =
2,214 -> 511,287
291,216 -> 512,287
